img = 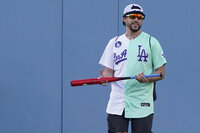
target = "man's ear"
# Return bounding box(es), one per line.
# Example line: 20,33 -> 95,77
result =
123,17 -> 126,22
123,17 -> 126,26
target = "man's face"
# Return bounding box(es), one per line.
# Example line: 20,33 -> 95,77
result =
123,14 -> 144,32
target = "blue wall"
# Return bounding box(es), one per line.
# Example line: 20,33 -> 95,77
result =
0,0 -> 62,133
1,0 -> 200,133
63,0 -> 118,132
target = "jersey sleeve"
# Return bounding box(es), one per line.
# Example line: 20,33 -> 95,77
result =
99,37 -> 117,70
151,37 -> 167,69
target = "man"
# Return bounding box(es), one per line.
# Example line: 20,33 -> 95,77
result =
99,3 -> 167,133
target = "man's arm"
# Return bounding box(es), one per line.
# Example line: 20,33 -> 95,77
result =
99,67 -> 114,86
100,67 -> 114,77
136,65 -> 166,83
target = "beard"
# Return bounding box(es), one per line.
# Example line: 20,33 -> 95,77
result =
127,22 -> 142,32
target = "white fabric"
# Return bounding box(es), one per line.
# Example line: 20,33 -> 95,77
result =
99,34 -> 130,115
123,4 -> 144,15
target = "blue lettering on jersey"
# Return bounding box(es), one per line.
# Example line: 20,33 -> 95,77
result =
137,45 -> 148,62
162,53 -> 166,58
114,49 -> 127,65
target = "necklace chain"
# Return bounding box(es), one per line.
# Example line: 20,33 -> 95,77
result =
125,32 -> 141,40
126,34 -> 138,40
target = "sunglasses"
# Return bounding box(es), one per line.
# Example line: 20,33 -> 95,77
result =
126,14 -> 144,20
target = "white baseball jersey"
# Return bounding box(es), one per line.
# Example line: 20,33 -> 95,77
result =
99,32 -> 167,118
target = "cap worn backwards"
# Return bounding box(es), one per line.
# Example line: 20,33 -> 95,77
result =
123,4 -> 145,18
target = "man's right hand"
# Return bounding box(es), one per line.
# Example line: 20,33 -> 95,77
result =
99,69 -> 107,86
99,67 -> 114,86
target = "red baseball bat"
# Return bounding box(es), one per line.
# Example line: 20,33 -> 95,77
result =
70,73 -> 162,87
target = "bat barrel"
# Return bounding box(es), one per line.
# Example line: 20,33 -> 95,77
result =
70,77 -> 121,87
70,78 -> 98,86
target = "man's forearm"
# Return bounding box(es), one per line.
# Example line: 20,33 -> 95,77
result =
103,67 -> 114,77
147,65 -> 165,83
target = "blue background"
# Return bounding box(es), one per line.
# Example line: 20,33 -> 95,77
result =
0,0 -> 200,133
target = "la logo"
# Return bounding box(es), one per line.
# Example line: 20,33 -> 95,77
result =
137,45 -> 148,62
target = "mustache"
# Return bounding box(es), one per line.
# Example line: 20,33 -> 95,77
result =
131,21 -> 139,25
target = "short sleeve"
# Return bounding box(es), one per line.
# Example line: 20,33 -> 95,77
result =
151,37 -> 167,69
99,37 -> 118,70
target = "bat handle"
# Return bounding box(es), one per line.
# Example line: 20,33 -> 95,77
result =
130,73 -> 162,79
145,73 -> 162,78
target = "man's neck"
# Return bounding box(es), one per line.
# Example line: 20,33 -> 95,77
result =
125,30 -> 142,40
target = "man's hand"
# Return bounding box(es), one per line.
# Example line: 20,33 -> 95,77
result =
136,72 -> 149,83
99,67 -> 114,86
136,65 -> 166,83
99,70 -> 107,86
